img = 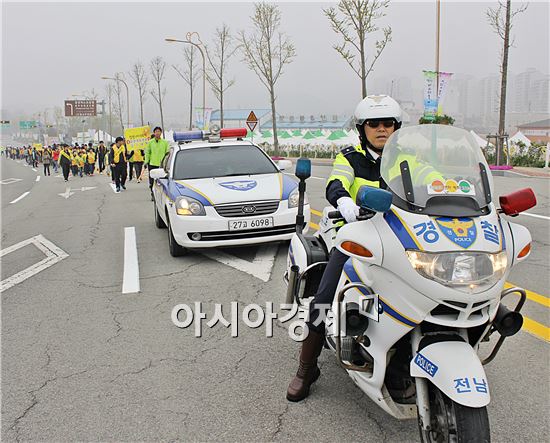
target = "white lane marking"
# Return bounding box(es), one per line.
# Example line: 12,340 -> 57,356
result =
36,176 -> 40,182
58,187 -> 75,199
521,212 -> 550,221
10,192 -> 30,204
200,243 -> 279,282
0,235 -> 69,293
122,227 -> 140,294
0,178 -> 23,185
311,176 -> 325,180
81,186 -> 97,192
32,168 -> 37,172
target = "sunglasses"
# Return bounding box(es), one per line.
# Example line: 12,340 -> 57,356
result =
366,119 -> 395,128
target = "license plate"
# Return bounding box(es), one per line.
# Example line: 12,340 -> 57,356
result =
228,217 -> 274,231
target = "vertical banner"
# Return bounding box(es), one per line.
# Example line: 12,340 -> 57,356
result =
124,126 -> 151,153
194,107 -> 213,130
437,72 -> 453,116
423,70 -> 438,120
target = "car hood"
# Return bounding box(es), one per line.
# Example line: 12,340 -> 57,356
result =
174,173 -> 297,205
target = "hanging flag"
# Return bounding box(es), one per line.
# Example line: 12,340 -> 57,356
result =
437,72 -> 453,116
423,70 -> 438,120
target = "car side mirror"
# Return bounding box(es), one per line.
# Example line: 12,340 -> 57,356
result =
149,168 -> 167,180
277,159 -> 293,171
356,186 -> 393,212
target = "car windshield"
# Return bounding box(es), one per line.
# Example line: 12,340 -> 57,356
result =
172,144 -> 278,180
380,124 -> 493,211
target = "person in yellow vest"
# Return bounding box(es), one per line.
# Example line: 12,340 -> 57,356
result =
71,149 -> 80,177
109,136 -> 128,192
128,145 -> 145,183
78,149 -> 86,177
87,148 -> 96,176
59,144 -> 73,182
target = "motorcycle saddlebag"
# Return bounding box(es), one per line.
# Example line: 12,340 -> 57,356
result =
288,233 -> 329,298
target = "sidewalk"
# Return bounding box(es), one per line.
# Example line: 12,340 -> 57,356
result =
511,167 -> 550,178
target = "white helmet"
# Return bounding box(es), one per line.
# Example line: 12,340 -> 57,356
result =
354,94 -> 402,127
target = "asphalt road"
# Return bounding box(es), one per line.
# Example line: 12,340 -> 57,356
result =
1,156 -> 549,442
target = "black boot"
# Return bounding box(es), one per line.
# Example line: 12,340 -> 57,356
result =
286,330 -> 324,402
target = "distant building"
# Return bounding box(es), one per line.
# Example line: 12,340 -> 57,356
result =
516,118 -> 550,143
512,68 -> 547,113
262,114 -> 354,131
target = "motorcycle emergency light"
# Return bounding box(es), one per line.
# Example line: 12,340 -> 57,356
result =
499,188 -> 536,216
295,158 -> 311,180
356,186 -> 393,213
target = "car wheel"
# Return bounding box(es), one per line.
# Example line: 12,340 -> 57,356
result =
154,199 -> 167,229
167,211 -> 187,257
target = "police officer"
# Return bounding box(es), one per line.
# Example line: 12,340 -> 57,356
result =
286,95 -> 403,402
144,126 -> 170,200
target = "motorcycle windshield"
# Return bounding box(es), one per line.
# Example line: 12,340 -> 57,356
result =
380,125 -> 493,216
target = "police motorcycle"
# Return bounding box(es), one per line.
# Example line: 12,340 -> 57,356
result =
284,124 -> 536,442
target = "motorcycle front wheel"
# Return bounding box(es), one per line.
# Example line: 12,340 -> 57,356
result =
418,383 -> 490,443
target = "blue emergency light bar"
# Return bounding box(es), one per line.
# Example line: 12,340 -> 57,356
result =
173,130 -> 204,142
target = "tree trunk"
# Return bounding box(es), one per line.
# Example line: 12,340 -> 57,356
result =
360,38 -> 367,98
157,81 -> 165,131
189,81 -> 193,130
139,89 -> 144,126
270,86 -> 279,156
497,0 -> 512,166
220,90 -> 224,128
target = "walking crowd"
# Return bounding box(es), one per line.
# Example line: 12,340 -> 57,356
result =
3,126 -> 170,194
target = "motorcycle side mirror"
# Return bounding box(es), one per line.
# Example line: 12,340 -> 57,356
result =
295,158 -> 311,181
356,186 -> 393,213
499,188 -> 537,216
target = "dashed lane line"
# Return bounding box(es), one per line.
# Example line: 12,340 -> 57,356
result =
122,227 -> 140,294
35,176 -> 40,182
9,191 -> 29,204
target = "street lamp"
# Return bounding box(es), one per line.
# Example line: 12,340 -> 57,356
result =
166,33 -> 207,129
101,75 -> 130,130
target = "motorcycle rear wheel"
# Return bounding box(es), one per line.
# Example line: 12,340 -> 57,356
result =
418,383 -> 490,443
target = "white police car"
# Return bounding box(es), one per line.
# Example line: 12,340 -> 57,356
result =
150,127 -> 310,256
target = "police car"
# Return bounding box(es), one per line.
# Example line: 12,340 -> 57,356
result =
150,127 -> 310,256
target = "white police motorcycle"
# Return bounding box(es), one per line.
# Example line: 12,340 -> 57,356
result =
285,124 -> 536,442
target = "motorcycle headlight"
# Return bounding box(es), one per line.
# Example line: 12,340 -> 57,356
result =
406,250 -> 508,294
175,196 -> 206,216
288,187 -> 308,208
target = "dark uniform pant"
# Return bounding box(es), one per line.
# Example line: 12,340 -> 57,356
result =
307,249 -> 349,334
148,164 -> 160,192
114,163 -> 127,188
62,164 -> 70,181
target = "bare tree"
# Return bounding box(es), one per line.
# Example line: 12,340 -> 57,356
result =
113,73 -> 126,133
205,23 -> 238,127
129,61 -> 149,126
150,56 -> 167,131
486,0 -> 528,165
324,0 -> 391,98
238,2 -> 296,155
173,46 -> 201,130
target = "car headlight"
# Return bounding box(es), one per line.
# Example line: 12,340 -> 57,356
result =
175,196 -> 206,216
406,250 -> 508,293
288,187 -> 308,208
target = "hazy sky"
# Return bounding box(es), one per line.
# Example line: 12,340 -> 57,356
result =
1,0 -> 548,127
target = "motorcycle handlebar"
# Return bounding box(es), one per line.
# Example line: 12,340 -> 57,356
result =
327,211 -> 342,219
